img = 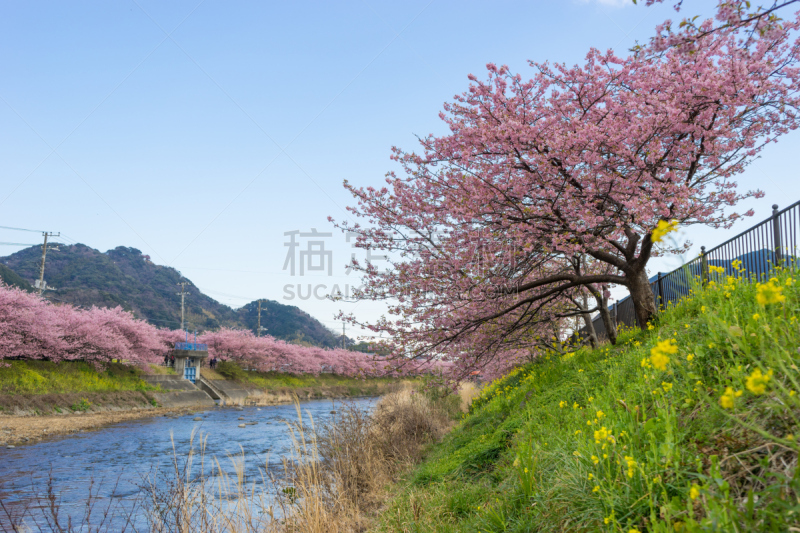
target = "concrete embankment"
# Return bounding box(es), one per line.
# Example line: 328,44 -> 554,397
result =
141,375 -> 216,408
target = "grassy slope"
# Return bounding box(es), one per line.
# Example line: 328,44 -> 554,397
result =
211,361 -> 407,396
0,360 -> 158,395
1,360 -> 403,398
378,268 -> 799,532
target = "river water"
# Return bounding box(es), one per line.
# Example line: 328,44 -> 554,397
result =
0,397 -> 376,531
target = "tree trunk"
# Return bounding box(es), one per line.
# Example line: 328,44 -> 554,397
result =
627,266 -> 658,329
587,286 -> 617,345
596,296 -> 617,345
578,294 -> 598,349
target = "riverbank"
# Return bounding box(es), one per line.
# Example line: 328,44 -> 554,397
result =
0,404 -> 197,447
0,359 -> 413,446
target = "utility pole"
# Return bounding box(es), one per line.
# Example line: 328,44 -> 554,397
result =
37,232 -> 60,295
256,299 -> 268,337
176,281 -> 189,331
257,300 -> 262,337
342,322 -> 346,350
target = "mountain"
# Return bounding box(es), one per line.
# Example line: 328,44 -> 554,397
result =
236,300 -> 346,348
0,244 -> 342,347
0,263 -> 33,292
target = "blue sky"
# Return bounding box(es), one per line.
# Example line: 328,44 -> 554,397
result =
2,0 -> 799,338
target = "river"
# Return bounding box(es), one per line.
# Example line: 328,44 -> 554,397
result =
0,397 -> 377,531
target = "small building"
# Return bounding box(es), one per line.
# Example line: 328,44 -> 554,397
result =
172,342 -> 208,384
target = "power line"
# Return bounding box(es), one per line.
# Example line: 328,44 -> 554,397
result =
0,225 -> 50,233
0,242 -> 39,246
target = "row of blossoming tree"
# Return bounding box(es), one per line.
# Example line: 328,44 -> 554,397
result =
0,282 -> 430,377
332,0 -> 800,381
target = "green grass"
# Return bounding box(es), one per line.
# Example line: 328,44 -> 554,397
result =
376,266 -> 800,532
0,360 -> 158,395
214,360 -> 405,394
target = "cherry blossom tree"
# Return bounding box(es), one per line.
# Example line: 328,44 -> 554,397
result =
334,4 -> 800,377
0,283 -> 168,367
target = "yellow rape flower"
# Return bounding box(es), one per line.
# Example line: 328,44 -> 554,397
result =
756,279 -> 786,305
559,400 -> 567,408
624,456 -> 637,478
689,485 -> 700,500
592,485 -> 600,493
661,381 -> 673,393
650,339 -> 677,371
596,410 -> 604,419
593,426 -> 611,444
591,455 -> 600,465
719,387 -> 742,409
651,219 -> 678,243
745,368 -> 772,395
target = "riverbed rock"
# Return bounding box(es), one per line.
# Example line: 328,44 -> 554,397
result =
6,445 -> 14,449
238,424 -> 246,428
238,417 -> 245,420
193,417 -> 202,421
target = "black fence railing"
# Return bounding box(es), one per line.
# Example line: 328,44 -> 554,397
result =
582,200 -> 800,340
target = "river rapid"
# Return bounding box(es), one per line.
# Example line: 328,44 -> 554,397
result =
0,397 -> 377,531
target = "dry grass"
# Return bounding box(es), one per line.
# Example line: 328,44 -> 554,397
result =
457,382 -> 481,413
280,389 -> 452,532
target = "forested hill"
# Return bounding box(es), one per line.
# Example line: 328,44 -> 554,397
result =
0,244 -> 342,347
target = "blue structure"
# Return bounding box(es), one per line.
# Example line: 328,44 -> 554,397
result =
172,340 -> 208,384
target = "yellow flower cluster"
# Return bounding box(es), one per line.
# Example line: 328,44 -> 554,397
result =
651,219 -> 678,243
594,426 -> 616,450
745,368 -> 772,395
756,278 -> 786,305
650,339 -> 678,371
719,386 -> 743,409
624,456 -> 637,478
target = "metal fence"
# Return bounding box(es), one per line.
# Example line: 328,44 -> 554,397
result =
174,342 -> 208,351
583,200 -> 800,340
